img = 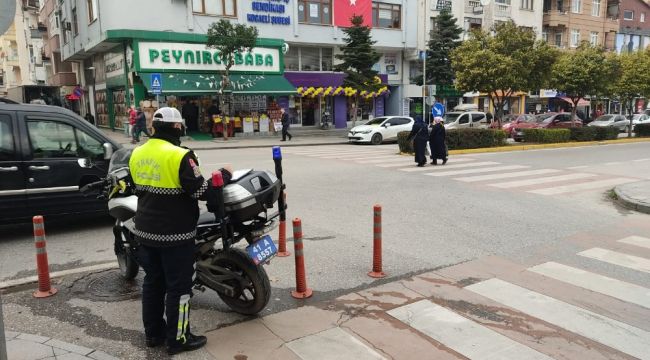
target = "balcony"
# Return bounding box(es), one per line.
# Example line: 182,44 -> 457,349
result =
47,34 -> 60,53
5,56 -> 19,67
543,8 -> 570,27
465,0 -> 482,14
495,4 -> 511,18
48,72 -> 76,86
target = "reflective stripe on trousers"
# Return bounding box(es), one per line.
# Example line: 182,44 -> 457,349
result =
176,294 -> 191,342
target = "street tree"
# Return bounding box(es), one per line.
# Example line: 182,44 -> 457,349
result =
335,15 -> 382,125
415,9 -> 462,88
609,49 -> 650,137
206,19 -> 259,119
550,42 -> 619,126
451,21 -> 557,127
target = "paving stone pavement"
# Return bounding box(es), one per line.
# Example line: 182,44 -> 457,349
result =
4,331 -> 119,360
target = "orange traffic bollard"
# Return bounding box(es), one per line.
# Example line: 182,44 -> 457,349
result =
277,193 -> 290,257
368,205 -> 386,278
32,216 -> 57,298
291,218 -> 312,299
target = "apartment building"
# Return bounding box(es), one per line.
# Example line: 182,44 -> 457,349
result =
614,0 -> 650,52
542,0 -> 619,50
39,0 -> 79,96
0,0 -> 47,97
51,0 -> 419,130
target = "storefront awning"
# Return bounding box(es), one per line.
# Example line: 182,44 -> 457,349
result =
557,96 -> 590,107
139,73 -> 296,95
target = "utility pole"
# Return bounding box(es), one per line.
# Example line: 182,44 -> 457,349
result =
422,0 -> 428,124
0,292 -> 8,360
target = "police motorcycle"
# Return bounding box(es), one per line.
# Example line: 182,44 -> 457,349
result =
80,147 -> 287,315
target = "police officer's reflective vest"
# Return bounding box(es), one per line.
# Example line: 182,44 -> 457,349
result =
129,138 -> 199,246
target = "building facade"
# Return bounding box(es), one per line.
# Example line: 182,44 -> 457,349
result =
0,0 -> 48,97
542,0 -> 620,50
49,0 -> 418,131
614,0 -> 650,52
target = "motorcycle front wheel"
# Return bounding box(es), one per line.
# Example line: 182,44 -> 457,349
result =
209,249 -> 271,315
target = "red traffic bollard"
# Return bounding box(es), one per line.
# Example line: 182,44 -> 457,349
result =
291,218 -> 312,299
32,216 -> 57,298
277,193 -> 290,257
368,205 -> 386,278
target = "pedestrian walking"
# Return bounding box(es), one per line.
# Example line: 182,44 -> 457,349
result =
128,105 -> 137,137
132,108 -> 151,144
280,108 -> 292,141
129,107 -> 231,355
407,116 -> 429,167
429,116 -> 448,165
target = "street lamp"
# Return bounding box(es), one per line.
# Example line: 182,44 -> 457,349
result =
86,66 -> 97,126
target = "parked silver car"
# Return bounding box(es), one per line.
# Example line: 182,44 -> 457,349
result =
587,114 -> 630,132
629,114 -> 650,131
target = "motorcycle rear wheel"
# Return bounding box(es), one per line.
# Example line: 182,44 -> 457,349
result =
209,249 -> 271,315
116,231 -> 139,280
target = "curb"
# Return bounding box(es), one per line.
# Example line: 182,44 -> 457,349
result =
190,140 -> 350,150
614,186 -> 650,215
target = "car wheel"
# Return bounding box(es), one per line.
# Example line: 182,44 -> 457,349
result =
371,133 -> 383,145
624,126 -> 630,133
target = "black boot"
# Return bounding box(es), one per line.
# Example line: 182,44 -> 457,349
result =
167,333 -> 207,355
145,337 -> 165,348
442,158 -> 448,165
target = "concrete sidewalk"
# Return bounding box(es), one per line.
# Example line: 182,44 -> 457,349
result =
614,180 -> 650,214
4,331 -> 118,360
100,127 -> 350,151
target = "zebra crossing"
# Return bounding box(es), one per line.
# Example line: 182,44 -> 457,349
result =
279,235 -> 650,359
282,145 -> 641,197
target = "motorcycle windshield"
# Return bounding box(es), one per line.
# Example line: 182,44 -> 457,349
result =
108,148 -> 133,172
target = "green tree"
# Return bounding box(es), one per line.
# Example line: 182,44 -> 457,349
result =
335,15 -> 382,125
415,9 -> 462,87
206,19 -> 258,119
550,42 -> 618,126
609,49 -> 650,136
451,21 -> 557,126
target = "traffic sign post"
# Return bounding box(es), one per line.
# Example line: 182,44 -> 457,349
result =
432,102 -> 445,118
150,73 -> 162,95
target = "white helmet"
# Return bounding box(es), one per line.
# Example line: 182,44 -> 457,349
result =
153,107 -> 184,124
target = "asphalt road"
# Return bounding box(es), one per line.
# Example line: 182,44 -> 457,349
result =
2,141 -> 650,359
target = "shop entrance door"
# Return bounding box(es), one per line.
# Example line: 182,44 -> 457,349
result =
301,97 -> 320,126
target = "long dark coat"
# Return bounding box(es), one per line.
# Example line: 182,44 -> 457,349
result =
429,123 -> 447,160
407,121 -> 429,165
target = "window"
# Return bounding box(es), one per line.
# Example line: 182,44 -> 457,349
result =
472,113 -> 485,123
591,0 -> 600,16
641,13 -> 646,22
571,0 -> 581,13
0,71 -> 4,86
590,31 -> 598,46
521,0 -> 534,10
542,29 -> 548,42
571,29 -> 580,47
87,0 -> 98,22
27,121 -> 78,158
0,116 -> 15,162
459,114 -> 469,124
72,8 -> 78,36
62,20 -> 68,44
283,46 -> 334,72
192,0 -> 237,17
373,2 -> 401,29
557,0 -> 565,12
298,0 -> 332,25
624,10 -> 634,20
555,32 -> 563,47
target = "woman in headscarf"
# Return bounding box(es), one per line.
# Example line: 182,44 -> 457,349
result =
429,116 -> 447,165
407,116 -> 429,167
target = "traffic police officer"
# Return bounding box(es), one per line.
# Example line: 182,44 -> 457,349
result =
129,107 -> 231,355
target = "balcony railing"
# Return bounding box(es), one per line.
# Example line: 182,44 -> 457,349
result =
495,4 -> 511,17
465,0 -> 482,14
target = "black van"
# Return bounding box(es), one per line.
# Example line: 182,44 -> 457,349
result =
0,103 -> 120,224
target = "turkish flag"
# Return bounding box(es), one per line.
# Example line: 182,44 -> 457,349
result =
334,0 -> 372,28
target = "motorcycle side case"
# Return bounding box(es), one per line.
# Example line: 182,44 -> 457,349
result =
223,170 -> 281,222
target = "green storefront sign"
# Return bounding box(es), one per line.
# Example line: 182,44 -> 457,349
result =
147,48 -> 274,68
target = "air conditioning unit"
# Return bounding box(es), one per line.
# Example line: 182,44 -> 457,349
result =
64,22 -> 71,31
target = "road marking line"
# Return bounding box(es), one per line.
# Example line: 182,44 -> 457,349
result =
455,169 -> 561,182
319,152 -> 397,159
528,177 -> 637,195
490,173 -> 596,188
376,161 -> 420,167
0,262 -> 119,289
345,155 -> 401,161
567,165 -> 589,170
400,161 -> 500,172
387,299 -> 554,360
604,162 -> 623,166
286,327 -> 386,360
618,235 -> 650,250
528,261 -> 650,309
633,158 -> 650,162
578,248 -> 650,274
466,278 -> 650,360
424,165 -> 529,177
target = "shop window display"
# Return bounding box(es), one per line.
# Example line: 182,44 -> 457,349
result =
95,90 -> 108,127
112,89 -> 128,130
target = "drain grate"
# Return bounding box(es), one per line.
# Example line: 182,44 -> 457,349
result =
83,269 -> 143,302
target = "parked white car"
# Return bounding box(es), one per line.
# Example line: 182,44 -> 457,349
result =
629,114 -> 650,131
348,116 -> 414,145
443,111 -> 489,130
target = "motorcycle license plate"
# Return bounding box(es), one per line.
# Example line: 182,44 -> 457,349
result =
246,235 -> 278,265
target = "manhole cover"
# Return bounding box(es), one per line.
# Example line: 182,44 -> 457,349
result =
84,269 -> 143,302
